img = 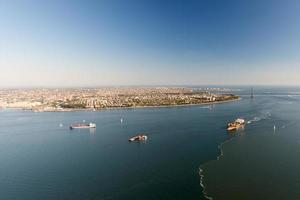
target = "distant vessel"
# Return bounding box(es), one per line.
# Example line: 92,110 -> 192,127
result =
227,118 -> 245,131
120,118 -> 123,123
129,135 -> 147,142
70,123 -> 96,129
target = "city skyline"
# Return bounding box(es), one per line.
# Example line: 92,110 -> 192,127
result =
1,0 -> 300,87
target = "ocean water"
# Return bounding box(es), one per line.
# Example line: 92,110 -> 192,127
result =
201,87 -> 300,200
0,87 -> 299,199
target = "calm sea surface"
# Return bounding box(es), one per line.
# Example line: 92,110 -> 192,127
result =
201,87 -> 300,200
1,87 -> 300,200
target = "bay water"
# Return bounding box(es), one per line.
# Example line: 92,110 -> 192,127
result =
0,87 -> 299,199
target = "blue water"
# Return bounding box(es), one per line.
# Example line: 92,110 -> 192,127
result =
201,87 -> 300,199
1,86 -> 300,199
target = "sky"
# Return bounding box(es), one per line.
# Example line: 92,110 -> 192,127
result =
1,0 -> 300,87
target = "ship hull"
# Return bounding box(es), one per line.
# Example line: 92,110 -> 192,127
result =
70,123 -> 96,129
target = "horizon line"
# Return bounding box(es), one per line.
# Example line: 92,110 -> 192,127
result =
1,84 -> 300,89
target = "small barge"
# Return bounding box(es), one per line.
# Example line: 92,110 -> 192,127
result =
129,135 -> 148,142
70,123 -> 96,129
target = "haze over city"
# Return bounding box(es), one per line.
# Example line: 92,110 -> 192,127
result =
1,0 -> 300,87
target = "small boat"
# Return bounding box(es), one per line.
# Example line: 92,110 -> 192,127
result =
70,123 -> 96,129
129,135 -> 148,142
227,118 -> 245,131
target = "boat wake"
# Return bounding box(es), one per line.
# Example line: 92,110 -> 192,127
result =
199,138 -> 235,200
278,120 -> 294,129
199,168 -> 213,200
199,105 -> 213,110
247,111 -> 271,124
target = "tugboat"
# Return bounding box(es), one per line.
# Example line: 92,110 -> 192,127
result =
129,135 -> 148,142
227,118 -> 245,131
70,123 -> 96,129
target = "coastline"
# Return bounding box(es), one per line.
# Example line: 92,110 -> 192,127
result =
4,97 -> 241,112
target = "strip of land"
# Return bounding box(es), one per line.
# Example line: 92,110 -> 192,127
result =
0,87 -> 240,112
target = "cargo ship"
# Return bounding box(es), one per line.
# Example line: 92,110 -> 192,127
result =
227,118 -> 245,131
70,123 -> 96,129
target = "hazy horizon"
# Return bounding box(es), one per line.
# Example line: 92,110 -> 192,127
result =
1,0 -> 300,87
2,84 -> 300,90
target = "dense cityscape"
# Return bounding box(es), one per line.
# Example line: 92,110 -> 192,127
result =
0,87 -> 239,112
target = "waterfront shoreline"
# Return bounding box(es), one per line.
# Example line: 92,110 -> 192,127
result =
12,97 -> 241,112
0,87 -> 240,113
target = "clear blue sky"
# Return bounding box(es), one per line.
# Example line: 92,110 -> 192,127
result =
1,0 -> 300,87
